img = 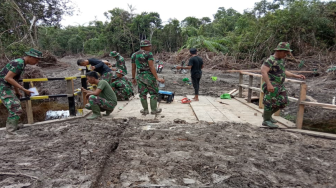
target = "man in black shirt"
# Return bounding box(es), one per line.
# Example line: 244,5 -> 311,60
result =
77,58 -> 114,85
177,48 -> 203,101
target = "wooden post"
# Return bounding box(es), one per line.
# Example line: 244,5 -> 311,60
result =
238,73 -> 243,98
80,70 -> 88,106
26,100 -> 34,124
67,80 -> 76,116
247,75 -> 253,103
259,77 -> 265,109
274,110 -> 280,116
23,82 -> 34,124
296,83 -> 307,129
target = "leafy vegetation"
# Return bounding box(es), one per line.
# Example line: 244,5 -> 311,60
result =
1,0 -> 336,63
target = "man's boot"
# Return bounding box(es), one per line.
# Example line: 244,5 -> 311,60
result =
103,110 -> 113,116
140,99 -> 149,115
262,111 -> 278,123
86,104 -> 101,120
6,119 -> 18,135
150,98 -> 162,115
262,110 -> 278,129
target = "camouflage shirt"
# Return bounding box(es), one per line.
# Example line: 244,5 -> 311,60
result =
263,55 -> 286,84
131,50 -> 156,84
0,58 -> 25,88
111,77 -> 133,94
116,56 -> 127,74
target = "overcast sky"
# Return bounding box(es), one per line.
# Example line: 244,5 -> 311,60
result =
61,0 -> 263,26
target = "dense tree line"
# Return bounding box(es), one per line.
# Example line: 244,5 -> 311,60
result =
1,0 -> 336,62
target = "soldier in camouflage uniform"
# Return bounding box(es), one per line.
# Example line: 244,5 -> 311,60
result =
131,40 -> 165,115
81,72 -> 117,120
111,69 -> 134,101
0,49 -> 43,135
261,42 -> 305,128
110,51 -> 127,75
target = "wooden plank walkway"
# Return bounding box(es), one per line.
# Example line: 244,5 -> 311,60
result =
106,95 -> 291,128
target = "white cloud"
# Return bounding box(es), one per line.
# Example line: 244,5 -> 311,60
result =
61,0 -> 259,26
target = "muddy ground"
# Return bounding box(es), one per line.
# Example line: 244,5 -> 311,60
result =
1,56 -> 336,187
1,117 -> 336,187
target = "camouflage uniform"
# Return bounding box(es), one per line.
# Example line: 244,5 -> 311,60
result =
101,71 -> 114,85
0,58 -> 25,121
85,95 -> 116,111
131,50 -> 158,100
111,78 -> 133,101
262,55 -> 289,111
115,56 -> 127,75
110,51 -> 127,75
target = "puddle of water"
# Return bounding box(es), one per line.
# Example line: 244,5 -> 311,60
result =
45,110 -> 70,120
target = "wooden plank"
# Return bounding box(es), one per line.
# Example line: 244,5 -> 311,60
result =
300,101 -> 336,109
240,72 -> 305,84
156,96 -> 198,123
234,97 -> 296,128
285,129 -> 336,140
228,89 -> 238,95
26,100 -> 34,124
238,73 -> 243,98
259,77 -> 265,109
187,95 -> 215,123
247,75 -> 253,103
239,84 -> 261,92
113,95 -> 155,120
296,83 -> 307,129
288,97 -> 299,102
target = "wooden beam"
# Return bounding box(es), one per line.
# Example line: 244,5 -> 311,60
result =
300,101 -> 336,109
239,84 -> 261,92
247,75 -> 253,103
288,97 -> 299,102
238,73 -> 243,98
296,83 -> 307,129
26,100 -> 34,124
259,77 -> 265,109
240,72 -> 305,84
67,80 -> 76,116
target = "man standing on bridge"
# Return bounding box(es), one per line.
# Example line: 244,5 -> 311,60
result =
131,40 -> 164,115
261,42 -> 305,128
0,49 -> 43,135
110,51 -> 127,75
77,58 -> 114,85
177,48 -> 203,101
81,72 -> 117,119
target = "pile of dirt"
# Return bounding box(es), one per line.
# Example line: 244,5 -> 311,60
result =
38,52 -> 58,68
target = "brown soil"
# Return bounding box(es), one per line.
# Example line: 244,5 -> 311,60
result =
1,118 -> 336,187
1,55 -> 336,187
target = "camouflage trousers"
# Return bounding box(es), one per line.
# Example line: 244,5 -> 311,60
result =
262,83 -> 288,111
138,79 -> 158,100
85,95 -> 116,111
0,85 -> 23,121
115,89 -> 133,101
101,71 -> 114,85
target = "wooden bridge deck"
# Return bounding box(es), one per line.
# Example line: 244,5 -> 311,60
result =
106,95 -> 296,129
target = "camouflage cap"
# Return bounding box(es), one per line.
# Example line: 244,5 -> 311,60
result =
140,39 -> 151,47
109,51 -> 119,57
25,48 -> 43,58
274,42 -> 292,52
116,69 -> 125,76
